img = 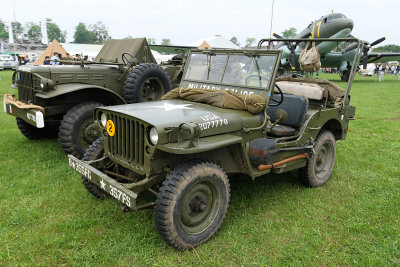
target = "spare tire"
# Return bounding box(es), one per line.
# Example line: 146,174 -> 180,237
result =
123,63 -> 172,103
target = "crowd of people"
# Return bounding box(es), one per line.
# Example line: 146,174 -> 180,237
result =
374,64 -> 400,82
43,52 -> 90,65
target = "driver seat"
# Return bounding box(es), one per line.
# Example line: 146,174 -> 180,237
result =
267,94 -> 309,137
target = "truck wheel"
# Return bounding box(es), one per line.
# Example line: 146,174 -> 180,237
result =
16,118 -> 57,139
155,161 -> 230,250
123,63 -> 172,103
299,130 -> 336,187
59,101 -> 103,159
81,138 -> 108,199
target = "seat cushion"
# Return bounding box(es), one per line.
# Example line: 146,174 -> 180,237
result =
275,81 -> 324,100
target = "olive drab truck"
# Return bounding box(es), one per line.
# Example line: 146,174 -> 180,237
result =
3,38 -> 183,158
67,38 -> 359,250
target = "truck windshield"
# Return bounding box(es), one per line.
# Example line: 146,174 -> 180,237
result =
184,52 -> 276,88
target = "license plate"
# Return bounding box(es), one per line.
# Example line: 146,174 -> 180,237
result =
68,157 -> 92,180
68,155 -> 137,209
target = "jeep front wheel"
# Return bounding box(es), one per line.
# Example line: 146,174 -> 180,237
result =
58,101 -> 103,159
155,161 -> 230,250
299,130 -> 336,187
123,63 -> 172,103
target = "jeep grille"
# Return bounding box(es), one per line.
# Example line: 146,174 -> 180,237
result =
106,113 -> 146,171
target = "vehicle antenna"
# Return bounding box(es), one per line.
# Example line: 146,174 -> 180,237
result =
269,0 -> 275,38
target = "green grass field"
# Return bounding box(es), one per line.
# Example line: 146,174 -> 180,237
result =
0,70 -> 399,266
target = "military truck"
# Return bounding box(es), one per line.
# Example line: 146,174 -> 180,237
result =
67,38 -> 359,250
4,38 -> 183,158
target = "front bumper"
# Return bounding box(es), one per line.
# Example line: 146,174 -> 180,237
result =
3,94 -> 44,128
68,155 -> 138,210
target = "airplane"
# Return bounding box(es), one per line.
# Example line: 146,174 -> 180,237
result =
272,12 -> 400,81
273,13 -> 355,70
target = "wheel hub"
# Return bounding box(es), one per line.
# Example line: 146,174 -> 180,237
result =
179,181 -> 219,234
82,121 -> 100,146
315,142 -> 332,179
189,195 -> 207,213
141,78 -> 163,101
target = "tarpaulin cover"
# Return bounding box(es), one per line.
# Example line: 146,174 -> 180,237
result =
94,38 -> 156,64
161,88 -> 266,113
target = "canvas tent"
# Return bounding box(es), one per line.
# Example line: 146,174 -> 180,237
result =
189,37 -> 240,49
33,39 -> 70,65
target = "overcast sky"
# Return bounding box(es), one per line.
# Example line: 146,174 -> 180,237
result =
1,0 -> 399,46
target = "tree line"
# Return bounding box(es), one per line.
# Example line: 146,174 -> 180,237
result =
0,18 -> 110,44
1,20 -> 399,50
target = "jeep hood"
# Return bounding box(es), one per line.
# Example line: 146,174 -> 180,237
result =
100,99 -> 263,137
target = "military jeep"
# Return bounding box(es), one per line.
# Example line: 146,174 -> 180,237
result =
67,38 -> 359,250
3,38 -> 183,158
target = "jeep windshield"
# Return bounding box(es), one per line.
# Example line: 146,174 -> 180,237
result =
181,50 -> 280,96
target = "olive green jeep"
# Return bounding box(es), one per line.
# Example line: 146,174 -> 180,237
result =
67,38 -> 359,250
4,38 -> 183,158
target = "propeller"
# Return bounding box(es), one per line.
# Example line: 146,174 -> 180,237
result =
362,37 -> 386,69
342,37 -> 386,69
273,33 -> 297,69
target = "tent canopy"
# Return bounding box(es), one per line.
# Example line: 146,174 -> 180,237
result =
33,39 -> 70,65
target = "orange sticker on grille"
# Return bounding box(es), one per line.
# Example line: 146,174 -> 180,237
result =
106,120 -> 115,136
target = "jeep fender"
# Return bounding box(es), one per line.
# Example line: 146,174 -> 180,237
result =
35,83 -> 126,105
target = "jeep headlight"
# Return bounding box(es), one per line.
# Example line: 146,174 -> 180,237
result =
100,113 -> 107,127
149,127 -> 158,145
40,82 -> 44,89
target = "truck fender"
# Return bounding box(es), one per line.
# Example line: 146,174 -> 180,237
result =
35,83 -> 126,105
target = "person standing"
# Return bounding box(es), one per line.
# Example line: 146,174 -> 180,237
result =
50,52 -> 60,65
378,64 -> 384,82
43,56 -> 50,65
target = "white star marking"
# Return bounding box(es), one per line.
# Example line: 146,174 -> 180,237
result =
100,179 -> 106,190
149,103 -> 193,111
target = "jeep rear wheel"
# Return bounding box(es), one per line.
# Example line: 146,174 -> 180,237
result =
155,161 -> 230,250
59,101 -> 103,159
299,130 -> 336,187
81,138 -> 108,199
123,63 -> 172,103
16,118 -> 57,139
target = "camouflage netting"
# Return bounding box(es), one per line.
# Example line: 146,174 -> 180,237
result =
275,76 -> 346,107
4,94 -> 45,114
161,88 -> 266,114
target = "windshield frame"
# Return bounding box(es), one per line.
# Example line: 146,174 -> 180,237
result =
180,49 -> 282,100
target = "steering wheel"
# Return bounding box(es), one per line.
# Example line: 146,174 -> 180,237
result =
121,52 -> 137,67
245,74 -> 269,86
269,84 -> 284,106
